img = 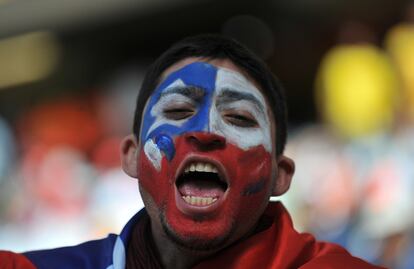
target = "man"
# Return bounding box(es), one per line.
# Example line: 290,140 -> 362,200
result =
0,34 -> 385,269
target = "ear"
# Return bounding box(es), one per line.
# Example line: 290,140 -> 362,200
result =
272,155 -> 295,196
121,134 -> 140,178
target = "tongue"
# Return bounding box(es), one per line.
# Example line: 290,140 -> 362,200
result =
178,178 -> 225,198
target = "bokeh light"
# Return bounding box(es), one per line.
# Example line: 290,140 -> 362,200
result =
316,44 -> 399,138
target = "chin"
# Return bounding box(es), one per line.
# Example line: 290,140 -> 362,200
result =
160,209 -> 236,252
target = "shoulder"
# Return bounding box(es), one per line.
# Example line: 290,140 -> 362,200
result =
1,209 -> 147,269
298,250 -> 388,269
22,234 -> 118,269
0,250 -> 36,269
263,203 -> 388,269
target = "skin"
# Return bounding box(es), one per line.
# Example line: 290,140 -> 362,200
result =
122,57 -> 295,269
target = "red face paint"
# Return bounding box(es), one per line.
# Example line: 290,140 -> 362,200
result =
137,133 -> 273,248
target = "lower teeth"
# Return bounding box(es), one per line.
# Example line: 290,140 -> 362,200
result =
182,196 -> 217,206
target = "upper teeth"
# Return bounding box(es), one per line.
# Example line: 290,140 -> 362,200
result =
184,162 -> 218,174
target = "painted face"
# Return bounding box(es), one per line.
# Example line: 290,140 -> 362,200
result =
138,60 -> 275,249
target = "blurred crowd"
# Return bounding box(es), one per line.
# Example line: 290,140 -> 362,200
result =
0,14 -> 414,269
281,17 -> 414,269
0,67 -> 145,252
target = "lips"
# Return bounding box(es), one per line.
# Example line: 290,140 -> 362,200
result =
176,160 -> 228,209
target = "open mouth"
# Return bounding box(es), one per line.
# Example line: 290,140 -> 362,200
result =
176,161 -> 228,207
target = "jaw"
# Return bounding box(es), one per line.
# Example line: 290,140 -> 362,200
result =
138,136 -> 274,250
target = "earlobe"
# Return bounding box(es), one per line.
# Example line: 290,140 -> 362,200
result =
121,134 -> 140,178
272,155 -> 295,196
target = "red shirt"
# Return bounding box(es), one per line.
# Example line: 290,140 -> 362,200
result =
195,202 -> 386,269
0,202 -> 386,269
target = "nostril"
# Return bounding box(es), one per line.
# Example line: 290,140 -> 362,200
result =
187,135 -> 199,145
211,138 -> 225,147
185,132 -> 226,150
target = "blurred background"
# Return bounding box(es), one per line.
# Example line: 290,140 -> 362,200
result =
0,0 -> 413,268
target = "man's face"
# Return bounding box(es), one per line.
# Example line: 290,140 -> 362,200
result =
137,58 -> 278,250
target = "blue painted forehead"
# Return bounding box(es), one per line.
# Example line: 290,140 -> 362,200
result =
156,62 -> 218,95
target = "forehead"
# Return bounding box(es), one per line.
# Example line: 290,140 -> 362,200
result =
159,57 -> 262,92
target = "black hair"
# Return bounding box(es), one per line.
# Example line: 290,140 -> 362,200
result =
133,34 -> 288,155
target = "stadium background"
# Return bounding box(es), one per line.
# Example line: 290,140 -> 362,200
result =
0,0 -> 413,268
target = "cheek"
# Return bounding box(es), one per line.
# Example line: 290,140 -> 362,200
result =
239,148 -> 273,194
137,147 -> 173,206
227,145 -> 273,218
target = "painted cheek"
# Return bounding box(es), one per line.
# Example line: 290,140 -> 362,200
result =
233,146 -> 273,219
143,133 -> 176,172
162,136 -> 273,240
137,135 -> 184,208
138,134 -> 182,208
154,134 -> 175,161
138,147 -> 171,206
211,142 -> 273,226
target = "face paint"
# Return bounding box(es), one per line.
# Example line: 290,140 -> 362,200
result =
210,68 -> 272,152
154,134 -> 175,161
138,60 -> 275,249
141,62 -> 217,142
141,62 -> 272,160
139,134 -> 273,248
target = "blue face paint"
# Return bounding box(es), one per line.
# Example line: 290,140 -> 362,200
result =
140,62 -> 219,160
154,134 -> 175,161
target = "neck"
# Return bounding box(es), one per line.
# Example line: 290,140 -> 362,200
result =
150,219 -> 214,269
148,213 -> 267,269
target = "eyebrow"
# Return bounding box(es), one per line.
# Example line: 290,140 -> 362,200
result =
216,88 -> 265,114
160,86 -> 205,103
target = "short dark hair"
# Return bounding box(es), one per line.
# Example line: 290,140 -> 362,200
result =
133,34 -> 288,155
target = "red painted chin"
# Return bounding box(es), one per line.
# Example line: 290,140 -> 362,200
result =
137,135 -> 273,245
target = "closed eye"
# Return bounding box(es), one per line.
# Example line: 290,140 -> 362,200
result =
223,111 -> 258,128
163,107 -> 195,120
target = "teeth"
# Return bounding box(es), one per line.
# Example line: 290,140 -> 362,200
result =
196,163 -> 204,172
183,162 -> 219,174
204,163 -> 213,172
182,196 -> 218,206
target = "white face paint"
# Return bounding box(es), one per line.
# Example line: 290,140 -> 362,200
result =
209,68 -> 272,152
144,139 -> 162,171
146,79 -> 189,136
140,61 -> 273,170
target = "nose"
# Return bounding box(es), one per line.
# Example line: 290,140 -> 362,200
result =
185,132 -> 226,151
